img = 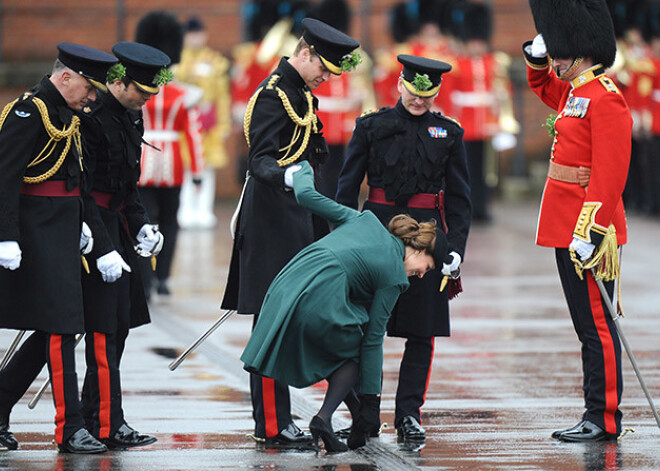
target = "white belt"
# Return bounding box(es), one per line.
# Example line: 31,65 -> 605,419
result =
144,130 -> 179,142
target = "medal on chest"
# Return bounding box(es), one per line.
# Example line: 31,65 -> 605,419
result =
562,96 -> 590,118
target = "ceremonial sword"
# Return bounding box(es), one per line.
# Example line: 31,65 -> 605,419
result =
168,310 -> 235,371
28,333 -> 85,409
0,330 -> 26,371
591,269 -> 660,430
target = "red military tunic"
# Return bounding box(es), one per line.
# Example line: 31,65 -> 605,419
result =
139,83 -> 205,187
526,59 -> 631,248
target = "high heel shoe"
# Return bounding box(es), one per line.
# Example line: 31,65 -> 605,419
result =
309,415 -> 348,453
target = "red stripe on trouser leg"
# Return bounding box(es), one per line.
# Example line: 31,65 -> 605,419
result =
262,377 -> 279,438
418,337 -> 435,425
587,275 -> 619,435
49,334 -> 66,444
94,333 -> 112,439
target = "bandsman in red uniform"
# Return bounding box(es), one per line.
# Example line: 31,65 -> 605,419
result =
524,0 -> 630,441
136,11 -> 205,297
0,43 -> 116,454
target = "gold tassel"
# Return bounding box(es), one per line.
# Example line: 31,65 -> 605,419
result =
570,224 -> 620,282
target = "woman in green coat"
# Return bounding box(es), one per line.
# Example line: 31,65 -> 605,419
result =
241,161 -> 437,452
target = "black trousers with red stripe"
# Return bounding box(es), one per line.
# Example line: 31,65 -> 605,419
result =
394,336 -> 435,428
555,249 -> 623,435
249,316 -> 292,438
0,331 -> 84,444
81,331 -> 127,439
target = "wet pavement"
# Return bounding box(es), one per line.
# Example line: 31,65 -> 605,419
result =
1,199 -> 659,470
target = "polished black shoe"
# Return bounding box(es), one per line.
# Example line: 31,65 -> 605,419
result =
263,422 -> 314,449
551,420 -> 585,439
556,420 -> 617,442
0,416 -> 18,450
58,428 -> 107,454
309,416 -> 348,453
397,416 -> 426,441
102,423 -> 157,450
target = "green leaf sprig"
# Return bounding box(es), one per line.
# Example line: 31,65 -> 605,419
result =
340,51 -> 362,72
106,63 -> 126,83
412,73 -> 433,92
154,67 -> 174,86
543,113 -> 557,137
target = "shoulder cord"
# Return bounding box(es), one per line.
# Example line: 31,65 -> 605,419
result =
0,97 -> 82,184
243,75 -> 318,168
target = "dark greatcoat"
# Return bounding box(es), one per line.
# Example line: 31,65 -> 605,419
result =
79,91 -> 150,333
336,100 -> 471,338
0,77 -> 85,334
222,58 -> 329,315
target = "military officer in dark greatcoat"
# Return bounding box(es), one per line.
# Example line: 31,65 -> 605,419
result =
221,17 -> 360,447
0,43 -> 117,454
78,42 -> 169,450
336,55 -> 472,443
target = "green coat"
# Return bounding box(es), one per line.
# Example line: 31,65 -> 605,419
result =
241,162 -> 410,394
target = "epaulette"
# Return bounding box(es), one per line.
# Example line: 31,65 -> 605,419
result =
599,76 -> 621,94
433,112 -> 462,128
19,91 -> 34,101
264,74 -> 281,91
358,107 -> 388,119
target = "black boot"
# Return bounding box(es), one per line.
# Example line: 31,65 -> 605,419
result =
309,416 -> 348,453
397,416 -> 426,441
556,420 -> 617,442
0,415 -> 18,450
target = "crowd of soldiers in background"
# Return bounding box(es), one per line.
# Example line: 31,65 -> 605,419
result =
172,0 -> 660,229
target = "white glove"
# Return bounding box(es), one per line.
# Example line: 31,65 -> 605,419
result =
96,250 -> 131,283
570,237 -> 595,261
79,222 -> 94,255
441,251 -> 461,276
284,164 -> 303,188
0,241 -> 21,271
135,224 -> 164,257
531,34 -> 547,58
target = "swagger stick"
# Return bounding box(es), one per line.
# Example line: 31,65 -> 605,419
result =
0,330 -> 26,371
168,310 -> 235,371
28,333 -> 85,409
591,269 -> 660,429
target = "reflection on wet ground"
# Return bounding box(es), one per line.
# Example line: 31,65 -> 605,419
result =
0,201 -> 659,470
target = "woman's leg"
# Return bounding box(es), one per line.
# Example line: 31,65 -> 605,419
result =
317,361 -> 359,422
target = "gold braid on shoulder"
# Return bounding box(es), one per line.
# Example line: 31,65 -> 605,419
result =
243,74 -> 318,168
0,97 -> 82,184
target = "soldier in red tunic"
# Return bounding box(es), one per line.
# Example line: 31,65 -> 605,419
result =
524,0 -> 631,442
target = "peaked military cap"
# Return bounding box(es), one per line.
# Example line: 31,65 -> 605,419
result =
301,17 -> 360,75
398,54 -> 452,97
530,0 -> 617,68
57,42 -> 118,93
111,41 -> 172,95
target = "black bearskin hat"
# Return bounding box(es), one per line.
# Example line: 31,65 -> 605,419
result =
390,2 -> 419,43
529,0 -> 617,68
316,0 -> 350,34
135,10 -> 183,65
462,2 -> 493,42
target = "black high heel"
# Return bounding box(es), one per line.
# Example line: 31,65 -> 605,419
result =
309,416 -> 348,453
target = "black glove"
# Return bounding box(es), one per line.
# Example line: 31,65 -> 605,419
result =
348,394 -> 380,449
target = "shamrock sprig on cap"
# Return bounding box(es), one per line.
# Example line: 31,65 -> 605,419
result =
154,67 -> 174,86
106,63 -> 126,83
411,73 -> 432,92
340,51 -> 362,72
